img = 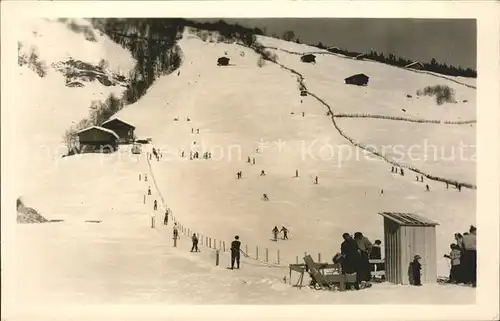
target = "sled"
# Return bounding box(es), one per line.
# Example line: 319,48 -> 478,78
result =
303,255 -> 357,291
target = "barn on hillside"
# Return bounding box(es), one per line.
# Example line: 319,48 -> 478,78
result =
344,73 -> 369,86
405,61 -> 425,70
327,46 -> 341,53
300,54 -> 316,63
378,212 -> 439,285
77,126 -> 119,153
217,57 -> 230,66
101,118 -> 135,144
355,53 -> 367,60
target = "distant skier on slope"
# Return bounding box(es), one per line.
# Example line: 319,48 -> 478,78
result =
280,226 -> 289,240
191,233 -> 199,252
164,210 -> 169,225
314,176 -> 319,184
153,200 -> 158,211
148,186 -> 152,195
230,236 -> 242,269
260,170 -> 266,176
272,226 -> 279,241
263,193 -> 269,201
173,223 -> 179,240
400,168 -> 404,176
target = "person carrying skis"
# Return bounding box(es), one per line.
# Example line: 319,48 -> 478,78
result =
272,226 -> 279,241
191,233 -> 199,252
280,226 -> 289,240
230,235 -> 241,269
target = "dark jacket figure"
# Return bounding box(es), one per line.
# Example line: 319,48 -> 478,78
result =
410,255 -> 422,285
164,210 -> 169,225
280,226 -> 289,240
191,234 -> 199,252
354,232 -> 373,282
460,226 -> 477,286
231,236 -> 241,269
153,200 -> 158,211
272,226 -> 279,241
340,233 -> 361,290
173,224 -> 179,239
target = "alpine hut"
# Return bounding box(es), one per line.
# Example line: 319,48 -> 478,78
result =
405,61 -> 425,71
77,126 -> 119,153
344,73 -> 369,86
300,54 -> 316,63
101,118 -> 136,144
217,57 -> 230,66
378,212 -> 439,285
355,53 -> 367,60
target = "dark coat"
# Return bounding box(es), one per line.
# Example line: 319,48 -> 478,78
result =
370,245 -> 382,260
341,238 -> 360,274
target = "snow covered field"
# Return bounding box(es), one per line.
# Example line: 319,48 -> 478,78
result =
9,24 -> 478,312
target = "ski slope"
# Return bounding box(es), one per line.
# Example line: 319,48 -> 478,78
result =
10,26 -> 476,311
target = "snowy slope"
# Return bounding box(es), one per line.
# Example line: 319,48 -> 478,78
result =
11,27 -> 476,311
14,18 -> 135,210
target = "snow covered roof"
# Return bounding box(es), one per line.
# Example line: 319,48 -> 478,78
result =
379,212 -> 439,226
405,61 -> 424,69
101,117 -> 136,129
76,125 -> 119,139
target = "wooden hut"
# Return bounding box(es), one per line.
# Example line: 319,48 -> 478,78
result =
300,54 -> 316,63
405,61 -> 425,70
344,73 -> 369,86
217,57 -> 230,66
101,118 -> 135,144
378,212 -> 439,285
355,53 -> 367,60
77,126 -> 119,153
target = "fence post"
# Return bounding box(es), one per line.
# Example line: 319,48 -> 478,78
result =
209,238 -> 212,248
219,240 -> 222,250
223,241 -> 225,252
143,195 -> 146,204
318,253 -> 321,263
214,238 -> 217,249
151,213 -> 155,228
206,236 -> 208,246
256,246 -> 259,260
266,248 -> 268,263
216,250 -> 220,266
277,249 -> 280,265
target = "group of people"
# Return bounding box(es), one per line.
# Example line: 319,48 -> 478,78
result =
444,225 -> 477,287
271,226 -> 289,241
333,232 -> 380,290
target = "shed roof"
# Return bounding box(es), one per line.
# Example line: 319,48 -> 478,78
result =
405,61 -> 424,69
218,56 -> 230,61
378,212 -> 439,226
76,126 -> 119,139
101,117 -> 136,130
345,73 -> 369,80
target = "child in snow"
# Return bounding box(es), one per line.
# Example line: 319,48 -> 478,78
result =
410,255 -> 422,286
444,244 -> 462,283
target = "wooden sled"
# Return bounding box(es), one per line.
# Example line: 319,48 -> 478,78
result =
303,255 -> 357,291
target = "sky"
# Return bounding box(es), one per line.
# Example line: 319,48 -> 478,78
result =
194,19 -> 476,69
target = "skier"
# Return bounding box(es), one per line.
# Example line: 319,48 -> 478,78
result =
416,175 -> 419,181
230,235 -> 241,269
280,226 -> 289,240
191,233 -> 199,252
410,255 -> 422,286
181,150 -> 185,157
446,182 -> 449,189
148,186 -> 152,195
381,189 -> 384,194
400,168 -> 404,176
197,129 -> 200,134
295,169 -> 299,177
173,223 -> 179,240
191,128 -> 194,134
263,193 -> 269,201
272,226 -> 279,241
177,70 -> 180,76
457,184 -> 462,192
252,158 -> 256,165
153,200 -> 158,211
426,184 -> 430,192
187,117 -> 190,121
247,157 -> 251,163
314,176 -> 319,184
391,166 -> 394,173
208,152 -> 212,159
260,170 -> 266,176
421,175 -> 424,182
139,173 -> 142,181
145,173 -> 148,182
302,112 -> 305,117
164,210 -> 169,225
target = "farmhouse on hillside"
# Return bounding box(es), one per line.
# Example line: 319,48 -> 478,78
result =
300,54 -> 316,63
345,73 -> 369,86
101,118 -> 136,144
405,61 -> 425,70
327,46 -> 341,53
77,126 -> 119,153
217,57 -> 230,66
355,53 -> 367,60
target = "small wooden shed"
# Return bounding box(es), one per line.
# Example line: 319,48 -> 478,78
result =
101,118 -> 135,144
345,73 -> 369,86
379,212 -> 439,285
217,57 -> 230,66
300,54 -> 316,63
77,126 -> 119,153
405,61 -> 425,70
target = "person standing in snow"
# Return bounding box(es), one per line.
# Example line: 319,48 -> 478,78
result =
272,226 -> 279,241
354,232 -> 373,282
145,173 -> 148,182
173,223 -> 179,240
461,225 -> 476,286
247,157 -> 251,163
340,233 -> 361,290
400,168 -> 404,176
426,184 -> 430,191
153,200 -> 158,211
260,170 -> 266,176
164,210 -> 169,225
280,226 -> 289,240
263,193 -> 269,201
148,186 -> 152,195
197,129 -> 199,134
230,236 -> 241,269
191,233 -> 199,252
314,176 -> 319,184
252,158 -> 256,165
370,239 -> 384,272
444,244 -> 462,283
410,255 -> 422,286
295,169 -> 299,177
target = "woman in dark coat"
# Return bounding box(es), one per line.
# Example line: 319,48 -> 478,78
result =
340,233 -> 361,289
